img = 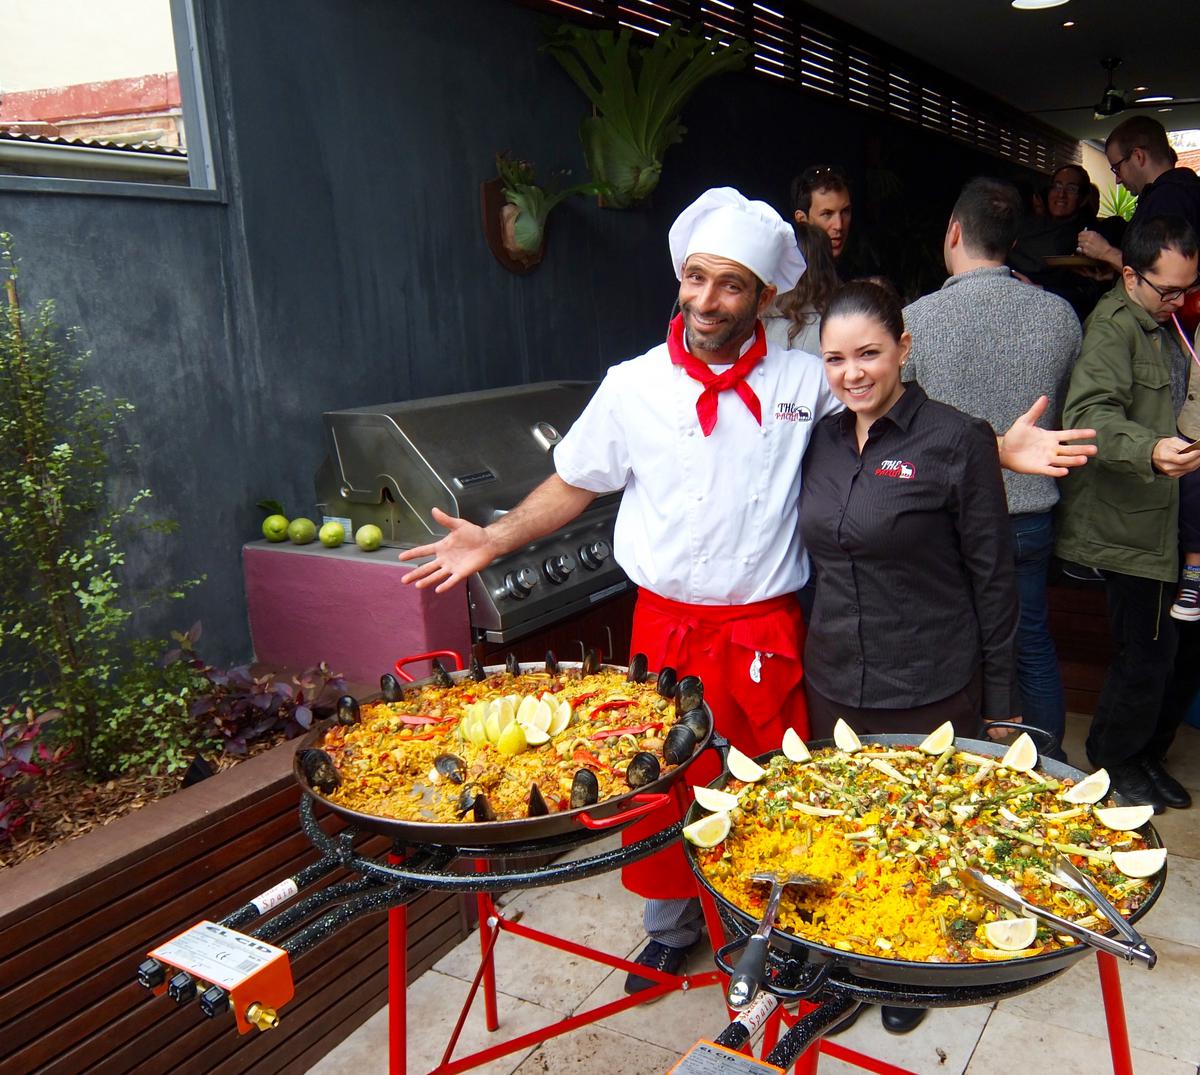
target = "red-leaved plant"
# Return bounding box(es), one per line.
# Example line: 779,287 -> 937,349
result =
0,706 -> 75,844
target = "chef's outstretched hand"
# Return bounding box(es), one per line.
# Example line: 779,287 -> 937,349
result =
1000,396 -> 1097,478
399,507 -> 497,592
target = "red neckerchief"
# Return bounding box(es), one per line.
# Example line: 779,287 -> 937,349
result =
667,313 -> 766,436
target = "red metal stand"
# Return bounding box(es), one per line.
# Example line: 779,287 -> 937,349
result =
386,881 -> 724,1074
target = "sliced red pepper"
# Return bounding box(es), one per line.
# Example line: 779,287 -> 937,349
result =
570,690 -> 601,707
572,748 -> 615,772
396,713 -> 447,726
589,721 -> 663,741
588,699 -> 635,715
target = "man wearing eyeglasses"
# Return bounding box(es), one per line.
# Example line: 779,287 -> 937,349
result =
1077,116 -> 1200,272
1057,214 -> 1200,813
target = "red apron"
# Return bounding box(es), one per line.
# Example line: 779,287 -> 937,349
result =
620,588 -> 809,899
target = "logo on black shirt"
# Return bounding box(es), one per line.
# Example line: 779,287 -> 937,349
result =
775,402 -> 812,422
875,459 -> 916,480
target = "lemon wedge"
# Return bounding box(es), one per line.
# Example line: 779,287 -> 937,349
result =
523,725 -> 551,746
1061,768 -> 1110,805
528,699 -> 554,733
1093,805 -> 1155,831
694,786 -> 741,812
466,715 -> 489,747
726,746 -> 766,783
495,720 -> 527,756
683,810 -> 731,847
983,917 -> 1039,952
515,695 -> 538,727
483,706 -> 502,744
782,727 -> 811,763
970,945 -> 1041,961
918,721 -> 955,755
1111,847 -> 1167,878
496,696 -> 517,730
832,718 -> 862,753
1000,732 -> 1037,773
548,700 -> 572,736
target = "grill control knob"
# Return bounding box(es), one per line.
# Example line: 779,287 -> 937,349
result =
578,540 -> 611,571
504,567 -> 538,599
543,553 -> 577,584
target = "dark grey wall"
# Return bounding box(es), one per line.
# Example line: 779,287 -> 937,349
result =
0,0 -> 1040,666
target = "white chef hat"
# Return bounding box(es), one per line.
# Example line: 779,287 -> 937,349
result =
668,186 -> 807,293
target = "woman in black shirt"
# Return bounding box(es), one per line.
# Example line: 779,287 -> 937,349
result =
800,282 -> 1019,740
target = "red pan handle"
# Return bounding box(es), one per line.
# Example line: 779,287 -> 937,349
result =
577,792 -> 670,830
393,650 -> 465,682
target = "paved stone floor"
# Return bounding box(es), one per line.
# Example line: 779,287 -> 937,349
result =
308,716 -> 1200,1075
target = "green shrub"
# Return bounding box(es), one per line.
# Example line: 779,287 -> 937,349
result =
0,236 -> 206,778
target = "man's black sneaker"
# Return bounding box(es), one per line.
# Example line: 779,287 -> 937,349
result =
1170,566 -> 1200,621
881,1006 -> 928,1034
1109,764 -> 1167,814
1141,758 -> 1192,809
623,939 -> 691,995
1059,561 -> 1105,584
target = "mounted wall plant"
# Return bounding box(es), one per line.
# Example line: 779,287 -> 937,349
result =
543,23 -> 751,209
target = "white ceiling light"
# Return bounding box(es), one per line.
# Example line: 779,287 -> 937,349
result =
1011,0 -> 1070,9
1136,95 -> 1173,103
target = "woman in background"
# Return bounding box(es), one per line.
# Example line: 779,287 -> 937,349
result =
763,223 -> 839,354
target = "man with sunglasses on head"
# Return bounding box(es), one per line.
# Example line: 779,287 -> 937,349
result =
1077,116 -> 1200,272
1057,214 -> 1200,814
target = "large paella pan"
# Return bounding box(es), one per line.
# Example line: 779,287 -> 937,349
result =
294,652 -> 712,846
685,722 -> 1167,988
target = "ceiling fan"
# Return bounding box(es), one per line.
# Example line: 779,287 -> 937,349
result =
1037,57 -> 1200,120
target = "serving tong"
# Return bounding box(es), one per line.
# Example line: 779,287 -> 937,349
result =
726,869 -> 826,1009
961,857 -> 1156,968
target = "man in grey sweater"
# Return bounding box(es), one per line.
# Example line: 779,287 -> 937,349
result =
903,177 -> 1082,755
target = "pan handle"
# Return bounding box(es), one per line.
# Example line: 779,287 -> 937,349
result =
984,719 -> 1063,758
763,991 -> 862,1069
577,792 -> 669,830
392,650 -> 465,682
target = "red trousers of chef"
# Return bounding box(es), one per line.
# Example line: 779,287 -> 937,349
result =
620,588 -> 809,900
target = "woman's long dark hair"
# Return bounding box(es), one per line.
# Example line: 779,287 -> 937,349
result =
820,279 -> 905,343
777,223 -> 839,343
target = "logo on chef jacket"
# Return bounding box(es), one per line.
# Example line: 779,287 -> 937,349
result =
875,458 -> 917,480
774,402 -> 813,423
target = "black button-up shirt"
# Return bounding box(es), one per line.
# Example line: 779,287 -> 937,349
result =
800,384 -> 1018,718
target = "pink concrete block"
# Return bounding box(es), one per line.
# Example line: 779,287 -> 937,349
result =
243,541 -> 472,685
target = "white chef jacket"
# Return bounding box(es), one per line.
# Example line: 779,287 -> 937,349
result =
554,334 -> 841,605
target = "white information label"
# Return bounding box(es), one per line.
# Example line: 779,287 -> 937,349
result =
151,922 -> 286,990
668,1042 -> 784,1074
251,878 -> 299,915
732,992 -> 780,1036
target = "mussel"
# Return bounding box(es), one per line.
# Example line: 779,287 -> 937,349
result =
380,673 -> 403,703
679,706 -> 711,742
569,769 -> 600,809
674,675 -> 704,717
432,753 -> 466,784
299,749 -> 341,794
655,666 -> 678,700
545,650 -> 559,675
528,783 -> 550,817
627,652 -> 649,683
431,658 -> 455,688
456,783 -> 481,817
470,654 -> 487,682
472,792 -> 497,822
625,752 -> 661,788
663,724 -> 698,766
335,695 -> 360,726
582,648 -> 601,676
506,652 -> 521,676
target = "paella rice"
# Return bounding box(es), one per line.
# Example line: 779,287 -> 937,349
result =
695,739 -> 1159,965
313,661 -> 704,823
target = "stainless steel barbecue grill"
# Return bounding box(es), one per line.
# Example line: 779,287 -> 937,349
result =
315,381 -> 630,643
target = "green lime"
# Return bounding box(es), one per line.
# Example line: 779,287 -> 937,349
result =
318,521 -> 345,548
287,517 -> 317,545
262,514 -> 290,542
355,524 -> 383,551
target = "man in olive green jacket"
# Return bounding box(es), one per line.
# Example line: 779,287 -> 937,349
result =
1057,214 -> 1200,812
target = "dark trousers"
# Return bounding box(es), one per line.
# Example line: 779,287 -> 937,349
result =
1088,571 -> 1190,769
1181,468 -> 1200,551
1011,512 -> 1066,751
